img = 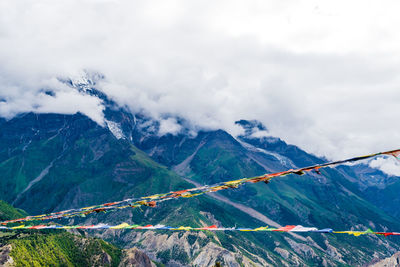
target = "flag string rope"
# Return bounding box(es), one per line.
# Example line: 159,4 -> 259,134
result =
1,223 -> 399,237
2,148 -> 399,225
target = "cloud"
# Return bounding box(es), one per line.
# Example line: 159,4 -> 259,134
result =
158,118 -> 182,136
0,0 -> 400,166
369,157 -> 400,176
0,76 -> 105,125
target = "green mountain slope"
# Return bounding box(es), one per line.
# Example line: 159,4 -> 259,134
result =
0,201 -> 123,267
0,201 -> 27,222
0,113 -> 190,215
2,232 -> 121,267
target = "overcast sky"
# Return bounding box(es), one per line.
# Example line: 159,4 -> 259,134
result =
1,0 -> 400,173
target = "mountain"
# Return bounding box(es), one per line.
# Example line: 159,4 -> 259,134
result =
0,111 -> 195,215
1,74 -> 400,266
129,117 -> 400,230
337,164 -> 400,219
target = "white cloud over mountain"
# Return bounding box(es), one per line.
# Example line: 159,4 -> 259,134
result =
1,0 -> 400,167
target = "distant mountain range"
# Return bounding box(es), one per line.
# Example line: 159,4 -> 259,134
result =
1,72 -> 400,266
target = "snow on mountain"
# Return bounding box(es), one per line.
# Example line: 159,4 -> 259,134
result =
105,119 -> 125,139
237,139 -> 296,169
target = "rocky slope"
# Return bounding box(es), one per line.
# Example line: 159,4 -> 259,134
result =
119,248 -> 157,267
370,251 -> 400,267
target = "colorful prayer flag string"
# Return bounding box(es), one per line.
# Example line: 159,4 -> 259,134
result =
1,223 -> 400,237
2,148 -> 399,225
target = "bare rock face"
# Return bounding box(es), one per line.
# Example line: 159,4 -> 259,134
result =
91,251 -> 112,266
119,247 -> 156,267
370,252 -> 400,267
117,231 -> 269,267
0,245 -> 14,267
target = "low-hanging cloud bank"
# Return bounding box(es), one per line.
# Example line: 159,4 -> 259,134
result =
1,0 -> 400,174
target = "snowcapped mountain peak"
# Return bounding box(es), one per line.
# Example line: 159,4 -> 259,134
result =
58,70 -> 105,93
